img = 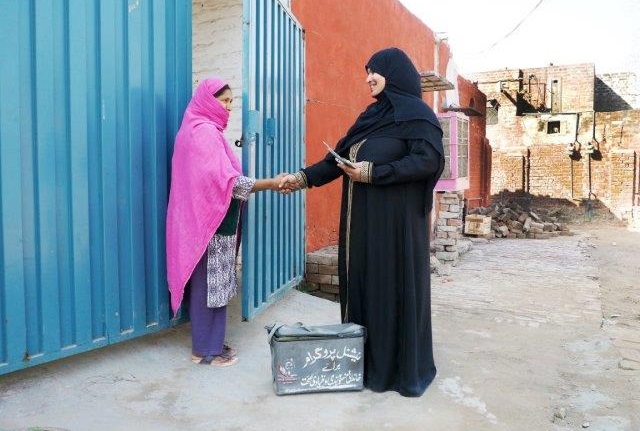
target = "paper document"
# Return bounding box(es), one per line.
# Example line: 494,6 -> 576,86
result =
323,141 -> 356,168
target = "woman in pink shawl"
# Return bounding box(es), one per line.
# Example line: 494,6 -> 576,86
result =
166,77 -> 283,367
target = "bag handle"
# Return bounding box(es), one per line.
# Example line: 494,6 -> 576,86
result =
266,323 -> 282,344
292,323 -> 361,337
336,323 -> 362,337
265,322 -> 363,343
265,322 -> 295,344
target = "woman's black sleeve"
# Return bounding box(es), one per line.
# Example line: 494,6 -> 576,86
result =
372,138 -> 444,185
300,157 -> 343,188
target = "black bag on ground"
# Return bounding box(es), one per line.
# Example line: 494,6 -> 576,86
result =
265,322 -> 366,395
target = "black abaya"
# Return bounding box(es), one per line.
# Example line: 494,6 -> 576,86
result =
297,46 -> 444,397
302,134 -> 442,397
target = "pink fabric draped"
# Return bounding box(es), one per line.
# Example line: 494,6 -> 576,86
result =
166,77 -> 242,314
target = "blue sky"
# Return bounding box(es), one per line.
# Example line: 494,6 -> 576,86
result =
398,0 -> 639,76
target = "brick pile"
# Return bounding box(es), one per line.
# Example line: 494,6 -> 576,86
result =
467,201 -> 573,239
433,192 -> 465,263
303,245 -> 340,301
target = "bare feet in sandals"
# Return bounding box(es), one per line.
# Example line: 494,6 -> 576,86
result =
222,344 -> 237,357
192,353 -> 238,367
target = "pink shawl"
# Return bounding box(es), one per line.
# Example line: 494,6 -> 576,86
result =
166,78 -> 242,314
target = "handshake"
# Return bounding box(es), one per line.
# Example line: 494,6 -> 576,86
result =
270,173 -> 303,195
264,161 -> 363,194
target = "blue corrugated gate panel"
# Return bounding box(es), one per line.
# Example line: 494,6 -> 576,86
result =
242,0 -> 305,320
0,0 -> 192,375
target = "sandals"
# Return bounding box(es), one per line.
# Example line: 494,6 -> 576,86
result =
192,353 -> 238,367
192,344 -> 238,367
222,344 -> 238,358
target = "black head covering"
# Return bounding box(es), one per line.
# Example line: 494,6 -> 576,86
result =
331,47 -> 443,158
367,47 -> 441,124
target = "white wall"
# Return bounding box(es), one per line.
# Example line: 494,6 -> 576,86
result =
445,57 -> 460,109
193,0 -> 244,160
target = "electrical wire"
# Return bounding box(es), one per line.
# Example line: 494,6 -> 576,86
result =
480,0 -> 546,53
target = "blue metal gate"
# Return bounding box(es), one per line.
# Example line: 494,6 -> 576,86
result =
241,0 -> 305,320
0,0 -> 192,375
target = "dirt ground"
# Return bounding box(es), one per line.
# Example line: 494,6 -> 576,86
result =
575,222 -> 640,426
426,217 -> 640,431
0,218 -> 638,431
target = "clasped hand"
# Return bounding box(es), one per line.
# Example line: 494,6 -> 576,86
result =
276,173 -> 299,195
274,161 -> 365,195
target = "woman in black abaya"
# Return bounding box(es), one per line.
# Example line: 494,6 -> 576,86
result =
281,47 -> 444,397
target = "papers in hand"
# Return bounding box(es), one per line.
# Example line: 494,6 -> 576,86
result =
323,141 -> 356,168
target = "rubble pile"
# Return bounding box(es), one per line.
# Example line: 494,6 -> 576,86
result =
466,200 -> 573,239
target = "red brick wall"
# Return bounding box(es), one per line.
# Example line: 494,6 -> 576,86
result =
528,145 -> 584,199
292,0 -> 465,251
484,138 -> 493,203
596,111 -> 640,149
456,76 -> 490,208
473,63 -> 638,219
491,152 -> 525,193
489,111 -> 640,218
610,151 -> 637,216
472,64 -> 595,150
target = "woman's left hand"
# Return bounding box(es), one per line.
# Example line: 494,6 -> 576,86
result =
337,161 -> 364,182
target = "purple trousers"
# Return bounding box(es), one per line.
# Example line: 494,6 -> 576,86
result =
188,251 -> 226,356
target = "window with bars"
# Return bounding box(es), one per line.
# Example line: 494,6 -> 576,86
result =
440,117 -> 452,179
437,113 -> 469,179
457,118 -> 469,177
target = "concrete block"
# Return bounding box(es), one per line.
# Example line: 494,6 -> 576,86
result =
464,215 -> 491,235
437,225 -> 458,232
436,251 -> 459,261
439,211 -> 459,219
434,238 -> 457,246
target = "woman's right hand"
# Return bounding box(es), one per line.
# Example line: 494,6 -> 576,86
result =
278,174 -> 300,194
252,174 -> 293,193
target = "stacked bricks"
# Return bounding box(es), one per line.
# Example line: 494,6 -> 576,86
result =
433,192 -> 464,264
472,63 -> 640,221
610,150 -> 636,220
468,200 -> 572,239
304,245 -> 339,302
491,153 -> 525,194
